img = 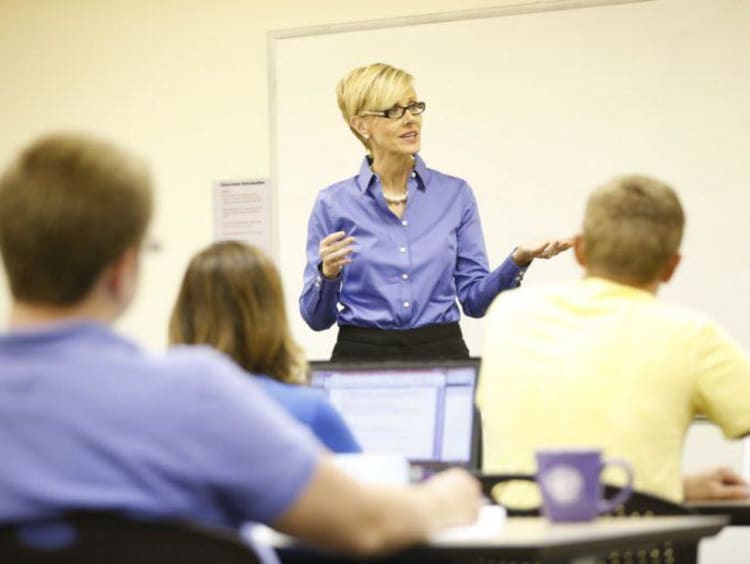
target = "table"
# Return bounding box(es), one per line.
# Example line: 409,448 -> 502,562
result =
266,515 -> 728,563
686,500 -> 750,526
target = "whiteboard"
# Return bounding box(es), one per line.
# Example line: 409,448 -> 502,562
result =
271,0 -> 750,361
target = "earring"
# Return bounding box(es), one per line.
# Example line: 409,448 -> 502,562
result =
362,133 -> 370,140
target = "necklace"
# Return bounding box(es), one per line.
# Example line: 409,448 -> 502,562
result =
383,191 -> 408,205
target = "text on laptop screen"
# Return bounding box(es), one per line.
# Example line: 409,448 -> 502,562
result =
309,363 -> 478,465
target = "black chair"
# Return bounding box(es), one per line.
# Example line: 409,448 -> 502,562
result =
0,511 -> 261,564
477,473 -> 699,564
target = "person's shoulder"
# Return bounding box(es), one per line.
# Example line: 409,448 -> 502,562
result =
423,164 -> 470,192
258,377 -> 326,408
156,344 -> 234,375
313,177 -> 360,214
424,167 -> 480,212
294,384 -> 329,409
644,299 -> 718,336
154,344 -> 260,400
320,176 -> 358,195
595,286 -> 726,349
255,378 -> 344,440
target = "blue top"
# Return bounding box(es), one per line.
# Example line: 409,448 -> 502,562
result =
300,155 -> 526,330
256,376 -> 361,453
0,322 -> 320,528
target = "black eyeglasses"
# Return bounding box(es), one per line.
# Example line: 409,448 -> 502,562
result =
359,101 -> 426,119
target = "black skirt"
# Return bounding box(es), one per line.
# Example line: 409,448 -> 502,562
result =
330,322 -> 469,362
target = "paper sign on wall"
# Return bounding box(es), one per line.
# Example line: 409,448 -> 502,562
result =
212,178 -> 272,255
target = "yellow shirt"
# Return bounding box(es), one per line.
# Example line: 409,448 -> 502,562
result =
478,277 -> 750,502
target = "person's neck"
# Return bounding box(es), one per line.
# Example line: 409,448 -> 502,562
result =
371,152 -> 413,194
9,300 -> 113,329
584,271 -> 660,295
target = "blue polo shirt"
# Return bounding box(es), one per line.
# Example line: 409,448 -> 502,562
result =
0,321 -> 320,528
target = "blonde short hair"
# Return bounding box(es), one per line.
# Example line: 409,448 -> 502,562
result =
0,133 -> 152,305
336,63 -> 415,151
583,175 -> 684,284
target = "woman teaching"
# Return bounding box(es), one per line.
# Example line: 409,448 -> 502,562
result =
300,62 -> 571,361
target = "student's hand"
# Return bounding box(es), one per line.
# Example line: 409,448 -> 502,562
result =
683,466 -> 750,501
421,468 -> 482,528
272,459 -> 481,556
319,231 -> 355,279
513,237 -> 575,267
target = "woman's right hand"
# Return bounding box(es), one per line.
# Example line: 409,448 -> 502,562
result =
319,231 -> 356,279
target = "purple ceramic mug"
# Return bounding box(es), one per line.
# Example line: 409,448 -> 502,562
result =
535,448 -> 634,522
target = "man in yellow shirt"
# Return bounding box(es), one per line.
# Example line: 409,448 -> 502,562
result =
478,175 -> 750,502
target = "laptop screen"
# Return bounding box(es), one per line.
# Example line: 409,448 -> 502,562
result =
309,359 -> 480,469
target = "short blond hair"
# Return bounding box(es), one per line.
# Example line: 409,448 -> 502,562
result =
0,133 -> 153,305
583,175 -> 684,284
337,63 -> 415,151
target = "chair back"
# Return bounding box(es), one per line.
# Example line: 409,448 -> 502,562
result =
0,511 -> 261,564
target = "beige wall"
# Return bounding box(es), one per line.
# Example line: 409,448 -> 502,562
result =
0,0 -> 513,346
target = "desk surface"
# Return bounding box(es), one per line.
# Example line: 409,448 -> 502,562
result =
686,500 -> 750,526
265,515 -> 728,563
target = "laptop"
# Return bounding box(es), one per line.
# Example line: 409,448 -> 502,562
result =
308,359 -> 482,471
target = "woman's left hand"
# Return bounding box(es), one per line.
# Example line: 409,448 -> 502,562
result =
512,237 -> 574,267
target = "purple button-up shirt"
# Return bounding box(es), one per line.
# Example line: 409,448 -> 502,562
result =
300,155 -> 526,331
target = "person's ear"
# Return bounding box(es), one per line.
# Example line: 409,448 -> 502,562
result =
105,247 -> 140,302
349,116 -> 369,141
573,234 -> 586,267
661,252 -> 681,283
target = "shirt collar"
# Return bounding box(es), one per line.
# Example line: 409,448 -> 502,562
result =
355,153 -> 431,194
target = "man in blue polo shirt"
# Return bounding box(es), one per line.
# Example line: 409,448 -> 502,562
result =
0,133 -> 481,556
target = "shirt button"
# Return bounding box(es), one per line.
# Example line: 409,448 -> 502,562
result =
402,273 -> 409,280
403,301 -> 410,308
399,246 -> 407,253
411,172 -> 416,178
401,219 -> 408,227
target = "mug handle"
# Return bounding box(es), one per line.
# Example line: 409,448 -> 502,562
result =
597,457 -> 634,515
